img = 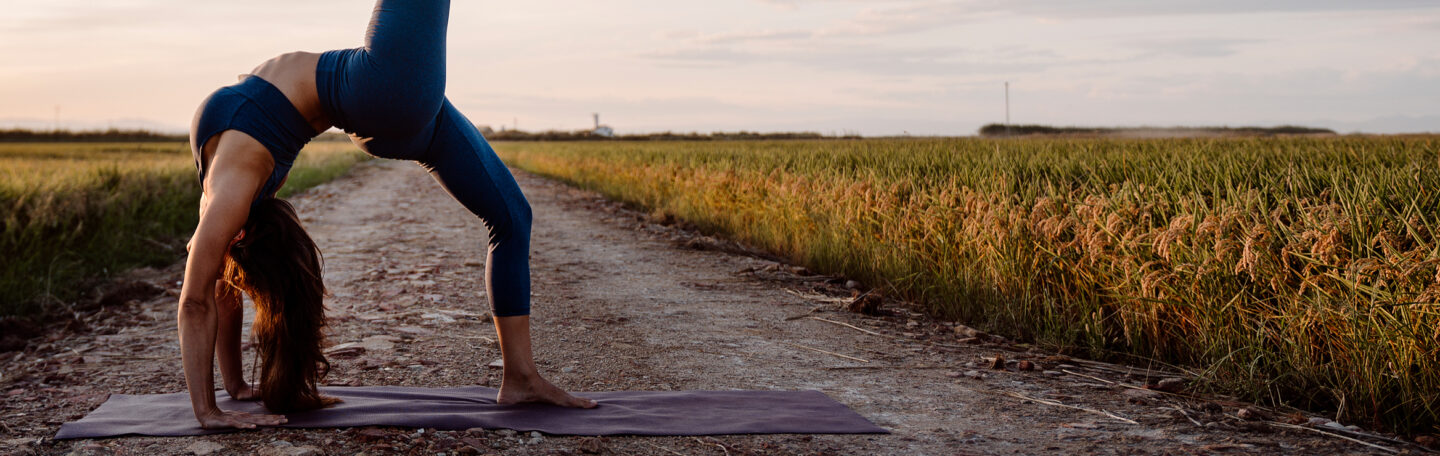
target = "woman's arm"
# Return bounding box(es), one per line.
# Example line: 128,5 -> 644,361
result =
177,132 -> 282,429
215,280 -> 260,400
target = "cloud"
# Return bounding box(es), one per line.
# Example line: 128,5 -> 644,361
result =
1131,38 -> 1262,58
642,42 -> 1083,77
694,29 -> 816,45
757,0 -> 1438,19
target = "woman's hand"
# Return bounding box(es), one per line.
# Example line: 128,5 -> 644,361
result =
226,383 -> 262,401
196,408 -> 287,430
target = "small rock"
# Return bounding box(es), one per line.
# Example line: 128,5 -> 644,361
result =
458,436 -> 488,453
1236,408 -> 1269,421
497,429 -> 517,437
1199,402 -> 1223,414
185,440 -> 225,456
256,445 -> 320,456
357,428 -> 391,441
1415,435 -> 1439,449
1306,417 -> 1331,427
847,289 -> 884,315
844,280 -> 861,290
67,443 -> 110,456
359,335 -> 400,352
324,344 -> 366,358
1016,361 -> 1035,371
1146,377 -> 1186,393
487,359 -> 504,369
1322,421 -> 1348,430
944,371 -> 962,378
576,437 -> 607,454
1123,388 -> 1161,405
963,370 -> 984,379
953,325 -> 982,338
560,366 -> 576,373
1043,370 -> 1064,377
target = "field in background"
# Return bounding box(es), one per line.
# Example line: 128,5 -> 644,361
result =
496,136 -> 1440,434
0,142 -> 368,317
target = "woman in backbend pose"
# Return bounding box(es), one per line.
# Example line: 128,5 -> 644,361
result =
180,0 -> 595,429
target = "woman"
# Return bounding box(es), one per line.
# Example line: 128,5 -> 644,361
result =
180,0 -> 595,430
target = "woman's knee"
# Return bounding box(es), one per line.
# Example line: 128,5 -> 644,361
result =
489,196 -> 532,248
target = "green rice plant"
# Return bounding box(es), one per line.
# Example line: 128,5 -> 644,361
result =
0,142 -> 369,317
494,136 -> 1440,434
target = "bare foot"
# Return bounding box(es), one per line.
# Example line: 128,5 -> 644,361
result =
497,374 -> 597,408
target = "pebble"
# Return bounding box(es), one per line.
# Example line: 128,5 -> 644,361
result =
560,366 -> 576,373
953,325 -> 982,338
184,440 -> 225,456
1152,377 -> 1187,393
1043,370 -> 1064,377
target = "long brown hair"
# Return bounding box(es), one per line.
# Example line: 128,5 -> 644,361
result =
223,197 -> 339,413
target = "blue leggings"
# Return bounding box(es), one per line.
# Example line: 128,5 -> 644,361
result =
316,0 -> 532,317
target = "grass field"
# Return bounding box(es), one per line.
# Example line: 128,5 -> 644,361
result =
495,136 -> 1440,434
0,142 -> 368,318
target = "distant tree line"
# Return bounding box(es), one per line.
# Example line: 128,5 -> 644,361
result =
978,124 -> 1337,138
0,127 -> 865,143
485,129 -> 861,141
0,128 -> 187,142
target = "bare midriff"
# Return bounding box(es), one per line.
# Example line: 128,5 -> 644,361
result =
248,52 -> 333,134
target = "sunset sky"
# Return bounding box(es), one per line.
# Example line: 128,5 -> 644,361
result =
2,0 -> 1438,135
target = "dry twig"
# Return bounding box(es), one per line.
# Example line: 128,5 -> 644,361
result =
1003,391 -> 1139,425
644,441 -> 686,456
807,317 -> 888,338
1168,405 -> 1203,427
694,437 -> 731,456
784,343 -> 870,363
1265,422 -> 1399,454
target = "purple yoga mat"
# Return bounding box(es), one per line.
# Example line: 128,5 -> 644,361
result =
54,386 -> 887,439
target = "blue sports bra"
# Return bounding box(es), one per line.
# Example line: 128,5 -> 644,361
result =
190,75 -> 317,206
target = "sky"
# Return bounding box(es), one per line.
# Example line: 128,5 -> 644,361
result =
1,0 -> 1438,136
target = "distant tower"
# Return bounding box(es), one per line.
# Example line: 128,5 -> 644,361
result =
591,112 -> 614,138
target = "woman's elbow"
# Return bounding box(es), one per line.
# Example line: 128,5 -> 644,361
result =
176,297 -> 214,325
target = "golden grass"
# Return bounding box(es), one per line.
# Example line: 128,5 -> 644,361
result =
1,142 -> 368,316
495,136 -> 1440,434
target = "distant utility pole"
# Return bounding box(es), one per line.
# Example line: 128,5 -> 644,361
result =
1004,82 -> 1010,124
1004,82 -> 1011,136
593,113 -> 600,129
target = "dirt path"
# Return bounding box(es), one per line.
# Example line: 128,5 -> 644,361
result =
1,160 -> 1399,455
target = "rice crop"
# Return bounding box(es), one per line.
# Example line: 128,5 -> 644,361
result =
0,142 -> 368,317
495,136 -> 1440,434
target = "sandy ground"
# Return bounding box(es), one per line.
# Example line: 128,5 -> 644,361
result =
0,160 -> 1416,455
